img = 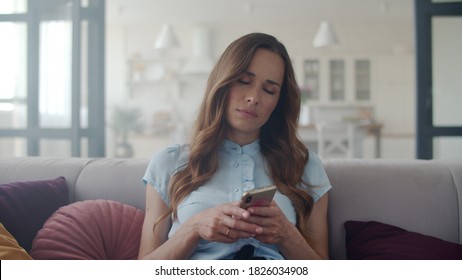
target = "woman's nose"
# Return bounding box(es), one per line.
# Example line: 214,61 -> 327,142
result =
246,90 -> 259,105
247,96 -> 259,105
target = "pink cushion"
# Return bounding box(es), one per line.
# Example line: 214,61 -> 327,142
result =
30,200 -> 145,260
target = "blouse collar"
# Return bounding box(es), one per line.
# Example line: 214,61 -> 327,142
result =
221,139 -> 260,155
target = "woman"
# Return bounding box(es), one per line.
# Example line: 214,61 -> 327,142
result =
138,33 -> 332,260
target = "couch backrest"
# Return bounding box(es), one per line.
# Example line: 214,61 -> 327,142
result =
73,157 -> 148,210
0,157 -> 94,201
324,159 -> 462,259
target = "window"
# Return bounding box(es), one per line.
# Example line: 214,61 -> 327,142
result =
355,60 -> 371,101
39,21 -> 72,128
0,0 -> 27,14
0,22 -> 26,126
302,60 -> 320,101
0,0 -> 105,157
330,60 -> 345,101
416,0 -> 462,159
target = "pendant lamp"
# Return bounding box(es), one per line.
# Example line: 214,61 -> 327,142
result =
154,24 -> 180,49
313,20 -> 339,48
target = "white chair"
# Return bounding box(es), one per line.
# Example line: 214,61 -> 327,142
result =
316,122 -> 359,159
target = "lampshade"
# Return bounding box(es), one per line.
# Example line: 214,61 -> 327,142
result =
313,20 -> 339,48
154,24 -> 179,49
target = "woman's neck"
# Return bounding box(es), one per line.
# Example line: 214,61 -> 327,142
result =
225,132 -> 259,146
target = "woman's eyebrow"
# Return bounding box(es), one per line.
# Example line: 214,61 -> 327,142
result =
244,71 -> 281,88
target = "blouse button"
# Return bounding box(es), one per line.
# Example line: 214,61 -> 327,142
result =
233,161 -> 240,168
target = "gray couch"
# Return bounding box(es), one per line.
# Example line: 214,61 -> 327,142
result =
1,156 -> 461,259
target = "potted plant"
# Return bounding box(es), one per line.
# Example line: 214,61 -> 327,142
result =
109,106 -> 145,158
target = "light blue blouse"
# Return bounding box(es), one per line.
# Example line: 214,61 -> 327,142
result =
143,139 -> 332,260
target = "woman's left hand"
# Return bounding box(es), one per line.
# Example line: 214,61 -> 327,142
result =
245,201 -> 293,244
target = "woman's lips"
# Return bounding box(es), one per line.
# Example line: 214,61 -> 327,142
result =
237,108 -> 258,118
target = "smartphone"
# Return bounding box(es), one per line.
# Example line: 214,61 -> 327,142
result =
240,185 -> 277,209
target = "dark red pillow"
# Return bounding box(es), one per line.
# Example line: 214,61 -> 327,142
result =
0,177 -> 69,251
345,220 -> 462,260
30,199 -> 145,260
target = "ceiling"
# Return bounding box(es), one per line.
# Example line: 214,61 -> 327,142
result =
107,0 -> 414,26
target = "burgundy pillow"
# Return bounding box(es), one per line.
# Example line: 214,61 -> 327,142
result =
345,220 -> 462,260
30,199 -> 145,260
0,177 -> 69,251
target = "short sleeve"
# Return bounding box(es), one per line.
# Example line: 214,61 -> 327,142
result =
300,150 -> 332,202
142,145 -> 188,206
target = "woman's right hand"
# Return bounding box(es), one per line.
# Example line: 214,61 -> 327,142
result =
186,201 -> 262,243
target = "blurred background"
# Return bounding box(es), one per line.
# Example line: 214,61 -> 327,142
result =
0,0 -> 461,160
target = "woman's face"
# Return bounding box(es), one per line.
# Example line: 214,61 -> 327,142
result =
225,48 -> 284,145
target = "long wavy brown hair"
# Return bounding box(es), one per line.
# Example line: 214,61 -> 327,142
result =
162,33 -> 314,241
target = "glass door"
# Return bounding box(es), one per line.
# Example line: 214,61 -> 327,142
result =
415,0 -> 462,159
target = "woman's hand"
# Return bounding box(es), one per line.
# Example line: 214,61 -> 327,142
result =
246,195 -> 330,260
245,201 -> 293,244
186,202 -> 263,243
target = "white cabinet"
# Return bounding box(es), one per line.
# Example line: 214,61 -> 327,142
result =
300,57 -> 372,105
